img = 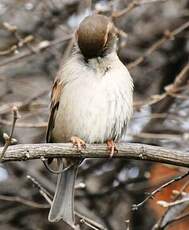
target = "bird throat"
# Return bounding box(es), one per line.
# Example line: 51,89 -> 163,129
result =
88,56 -> 111,76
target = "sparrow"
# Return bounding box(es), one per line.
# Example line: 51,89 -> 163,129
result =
46,14 -> 133,228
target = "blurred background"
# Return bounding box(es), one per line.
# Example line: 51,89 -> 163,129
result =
0,0 -> 189,229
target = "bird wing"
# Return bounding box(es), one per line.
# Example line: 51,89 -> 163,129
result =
46,75 -> 64,143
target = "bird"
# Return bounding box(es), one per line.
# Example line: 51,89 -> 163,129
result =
46,14 -> 133,228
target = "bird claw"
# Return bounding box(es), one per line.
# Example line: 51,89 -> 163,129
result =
107,140 -> 118,157
71,136 -> 86,151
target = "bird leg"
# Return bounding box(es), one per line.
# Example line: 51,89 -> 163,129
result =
71,136 -> 86,151
106,139 -> 118,157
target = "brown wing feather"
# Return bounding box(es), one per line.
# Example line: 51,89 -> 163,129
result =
46,77 -> 63,143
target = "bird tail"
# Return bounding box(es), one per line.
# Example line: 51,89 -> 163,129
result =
48,159 -> 79,227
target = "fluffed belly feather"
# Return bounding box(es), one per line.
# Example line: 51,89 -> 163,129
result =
52,73 -> 133,143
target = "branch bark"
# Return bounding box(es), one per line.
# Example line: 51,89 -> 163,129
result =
1,143 -> 189,168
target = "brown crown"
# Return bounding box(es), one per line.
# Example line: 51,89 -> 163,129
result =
77,14 -> 115,59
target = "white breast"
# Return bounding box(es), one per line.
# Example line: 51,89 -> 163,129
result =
52,52 -> 133,143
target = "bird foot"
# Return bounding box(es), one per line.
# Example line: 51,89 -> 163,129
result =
106,140 -> 118,157
71,136 -> 86,151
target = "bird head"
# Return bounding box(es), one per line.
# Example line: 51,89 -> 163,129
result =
77,14 -> 117,59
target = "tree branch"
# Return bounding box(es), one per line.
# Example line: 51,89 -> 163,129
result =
0,34 -> 72,68
127,21 -> 189,70
1,143 -> 189,168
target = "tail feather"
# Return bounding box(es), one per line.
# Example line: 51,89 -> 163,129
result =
48,160 -> 78,227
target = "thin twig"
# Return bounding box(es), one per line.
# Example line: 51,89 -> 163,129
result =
28,175 -> 106,230
0,194 -> 49,209
1,21 -> 34,56
125,219 -> 130,230
0,106 -> 20,161
112,0 -> 168,18
0,34 -> 72,68
80,218 -> 99,230
127,21 -> 189,70
27,175 -> 53,199
0,89 -> 48,116
0,119 -> 47,128
76,212 -> 106,230
141,63 -> 189,132
132,171 -> 189,210
157,197 -> 189,208
162,211 -> 189,229
41,156 -> 75,174
153,175 -> 189,229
